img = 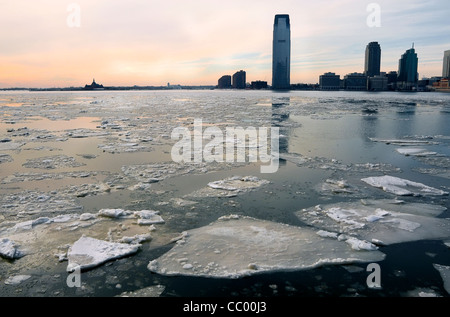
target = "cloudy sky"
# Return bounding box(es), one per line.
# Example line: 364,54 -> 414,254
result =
0,0 -> 449,88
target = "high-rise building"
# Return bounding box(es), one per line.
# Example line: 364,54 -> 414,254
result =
218,75 -> 232,89
319,72 -> 340,90
232,70 -> 246,89
272,14 -> 291,90
397,45 -> 418,90
443,50 -> 450,78
364,42 -> 381,77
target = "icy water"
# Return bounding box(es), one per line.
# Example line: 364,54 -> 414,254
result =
0,90 -> 449,297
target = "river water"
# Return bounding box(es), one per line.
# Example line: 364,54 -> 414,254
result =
0,90 -> 449,297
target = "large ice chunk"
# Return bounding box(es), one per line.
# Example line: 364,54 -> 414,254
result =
186,176 -> 270,198
433,264 -> 450,295
0,238 -> 25,259
67,236 -> 141,272
296,199 -> 450,246
147,215 -> 385,278
361,175 -> 448,196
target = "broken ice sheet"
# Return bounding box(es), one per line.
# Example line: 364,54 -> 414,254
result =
361,175 -> 448,196
296,199 -> 450,246
147,215 -> 385,279
185,176 -> 270,198
370,137 -> 439,146
0,190 -> 83,217
67,236 -> 141,272
98,208 -> 165,225
0,238 -> 25,259
433,264 -> 450,295
0,153 -> 13,164
395,148 -> 437,157
22,155 -> 85,169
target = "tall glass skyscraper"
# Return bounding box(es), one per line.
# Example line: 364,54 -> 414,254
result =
443,50 -> 450,78
272,14 -> 291,90
364,42 -> 381,77
397,46 -> 418,90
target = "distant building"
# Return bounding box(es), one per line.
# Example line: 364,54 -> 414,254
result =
344,73 -> 367,90
368,75 -> 388,91
443,50 -> 450,78
232,70 -> 246,89
386,71 -> 398,90
84,79 -> 104,90
218,75 -> 232,89
365,42 -> 381,77
432,78 -> 450,92
251,81 -> 268,89
319,72 -> 340,90
397,46 -> 418,91
272,14 -> 291,90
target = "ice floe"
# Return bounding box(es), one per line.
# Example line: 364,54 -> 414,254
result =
0,190 -> 83,217
186,176 -> 270,198
67,236 -> 141,272
0,153 -> 13,164
370,138 -> 439,146
433,264 -> 450,295
147,215 -> 385,279
296,199 -> 450,246
4,275 -> 31,285
361,175 -> 448,196
97,208 -> 165,225
0,238 -> 25,259
395,148 -> 437,157
22,155 -> 85,169
280,153 -> 400,174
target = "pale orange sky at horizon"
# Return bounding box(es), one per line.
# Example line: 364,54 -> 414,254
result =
1,0 -> 449,88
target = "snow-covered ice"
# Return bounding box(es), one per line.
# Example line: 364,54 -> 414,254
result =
0,238 -> 25,259
395,148 -> 437,157
147,215 -> 385,278
186,176 -> 270,198
361,175 -> 448,196
296,199 -> 450,246
67,236 -> 141,272
4,275 -> 31,285
433,264 -> 450,295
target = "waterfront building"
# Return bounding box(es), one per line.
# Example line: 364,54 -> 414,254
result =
218,75 -> 232,89
272,14 -> 291,90
232,70 -> 246,89
365,42 -> 381,77
344,72 -> 368,91
319,72 -> 340,90
397,46 -> 418,91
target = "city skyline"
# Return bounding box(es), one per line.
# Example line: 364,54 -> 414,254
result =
1,0 -> 449,88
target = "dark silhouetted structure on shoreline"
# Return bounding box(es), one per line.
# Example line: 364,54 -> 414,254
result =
319,72 -> 340,90
272,14 -> 291,90
84,79 -> 104,90
397,45 -> 418,91
251,81 -> 268,89
232,70 -> 246,89
218,75 -> 232,89
365,42 -> 381,77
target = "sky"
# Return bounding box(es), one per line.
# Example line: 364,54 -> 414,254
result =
0,0 -> 449,88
